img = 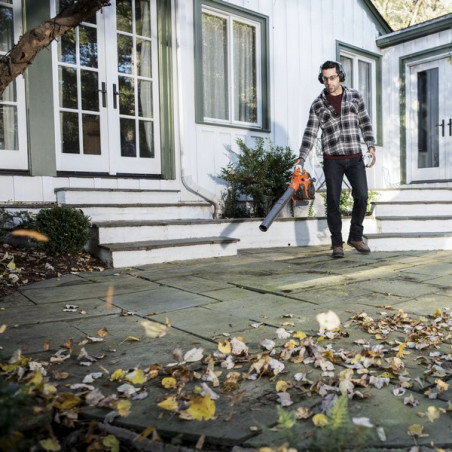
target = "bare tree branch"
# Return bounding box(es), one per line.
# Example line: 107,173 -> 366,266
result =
0,0 -> 110,96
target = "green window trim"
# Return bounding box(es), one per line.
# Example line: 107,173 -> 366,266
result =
398,44 -> 452,184
157,0 -> 175,179
336,41 -> 383,146
194,0 -> 270,132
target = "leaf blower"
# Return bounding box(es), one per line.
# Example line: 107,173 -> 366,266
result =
259,163 -> 316,232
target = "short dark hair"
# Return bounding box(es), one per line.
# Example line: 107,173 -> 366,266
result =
318,60 -> 346,83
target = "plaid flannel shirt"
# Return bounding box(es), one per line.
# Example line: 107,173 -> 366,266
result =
298,86 -> 375,161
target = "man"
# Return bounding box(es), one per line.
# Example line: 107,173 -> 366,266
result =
298,60 -> 376,258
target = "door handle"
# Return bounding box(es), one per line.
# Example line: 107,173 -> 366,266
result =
113,84 -> 119,110
448,118 -> 452,137
436,119 -> 445,137
98,82 -> 107,108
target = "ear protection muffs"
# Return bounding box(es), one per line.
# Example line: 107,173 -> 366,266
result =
318,61 -> 346,84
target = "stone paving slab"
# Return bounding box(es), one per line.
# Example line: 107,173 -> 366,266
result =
154,275 -> 234,294
110,287 -> 215,316
0,297 -> 121,326
19,275 -> 159,304
0,321 -> 84,356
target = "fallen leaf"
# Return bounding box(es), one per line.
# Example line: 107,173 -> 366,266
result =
352,417 -> 374,428
140,320 -> 169,338
157,395 -> 179,412
312,413 -> 329,427
162,377 -> 177,389
316,310 -> 341,334
218,340 -> 231,355
184,348 -> 204,362
116,399 -> 132,417
39,438 -> 60,451
185,394 -> 216,421
276,392 -> 293,407
275,380 -> 291,392
407,424 -> 428,437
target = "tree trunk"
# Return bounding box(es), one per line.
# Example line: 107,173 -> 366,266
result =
0,0 -> 110,97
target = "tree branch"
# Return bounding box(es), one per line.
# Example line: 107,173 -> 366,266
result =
0,0 -> 110,96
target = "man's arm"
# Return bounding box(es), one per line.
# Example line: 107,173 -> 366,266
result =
298,104 -> 320,162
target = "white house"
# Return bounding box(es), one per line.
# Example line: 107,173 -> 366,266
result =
1,0 -> 451,266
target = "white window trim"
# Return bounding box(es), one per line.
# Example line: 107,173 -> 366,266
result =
340,50 -> 378,139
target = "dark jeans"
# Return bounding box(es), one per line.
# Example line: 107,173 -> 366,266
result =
323,155 -> 368,247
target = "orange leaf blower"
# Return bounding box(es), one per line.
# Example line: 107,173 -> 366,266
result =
259,163 -> 316,232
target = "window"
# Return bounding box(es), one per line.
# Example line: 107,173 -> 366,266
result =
195,0 -> 269,130
0,0 -> 28,170
337,42 -> 382,145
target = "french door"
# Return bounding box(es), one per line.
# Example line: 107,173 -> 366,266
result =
53,0 -> 161,176
407,56 -> 452,182
0,0 -> 28,171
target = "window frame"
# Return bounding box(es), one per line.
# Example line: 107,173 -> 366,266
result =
0,0 -> 28,171
337,41 -> 383,146
194,0 -> 270,131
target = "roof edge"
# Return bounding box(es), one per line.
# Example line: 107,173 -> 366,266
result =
359,0 -> 392,35
376,13 -> 452,48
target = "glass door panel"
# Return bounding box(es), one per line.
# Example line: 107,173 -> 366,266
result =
408,57 -> 452,182
0,0 -> 27,170
54,0 -> 160,175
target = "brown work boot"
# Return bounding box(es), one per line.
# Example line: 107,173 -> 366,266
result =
331,246 -> 344,258
347,239 -> 370,254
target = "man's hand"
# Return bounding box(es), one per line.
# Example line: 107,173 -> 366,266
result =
296,158 -> 305,169
364,148 -> 376,168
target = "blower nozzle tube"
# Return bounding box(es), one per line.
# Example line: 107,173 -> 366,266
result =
259,187 -> 295,232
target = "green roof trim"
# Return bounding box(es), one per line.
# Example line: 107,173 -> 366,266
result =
377,13 -> 452,48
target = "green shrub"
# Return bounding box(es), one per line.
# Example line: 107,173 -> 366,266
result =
219,137 -> 296,218
321,190 -> 378,216
35,205 -> 91,255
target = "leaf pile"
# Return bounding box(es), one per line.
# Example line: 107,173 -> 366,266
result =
0,306 -> 451,450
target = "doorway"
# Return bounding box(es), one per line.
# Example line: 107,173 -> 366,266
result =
52,0 -> 161,176
407,56 -> 452,182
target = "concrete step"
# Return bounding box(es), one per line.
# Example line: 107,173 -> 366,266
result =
374,216 -> 452,234
55,187 -> 181,205
96,236 -> 240,267
376,187 -> 452,202
72,202 -> 213,222
366,232 -> 452,251
372,200 -> 451,217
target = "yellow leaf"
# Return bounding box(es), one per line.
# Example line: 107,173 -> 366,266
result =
425,406 -> 442,422
275,380 -> 290,392
136,426 -> 156,442
157,395 -> 179,412
407,424 -> 428,437
397,343 -> 406,358
11,229 -> 48,242
53,393 -> 82,411
127,369 -> 146,385
293,331 -> 307,340
434,308 -> 442,317
185,394 -> 216,421
103,434 -> 120,452
218,340 -> 231,355
284,339 -> 298,350
27,371 -> 44,389
7,260 -> 16,270
312,413 -> 329,427
116,399 -> 132,417
39,438 -> 61,451
110,369 -> 126,382
161,377 -> 177,389
0,324 -> 6,334
125,336 -> 141,342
